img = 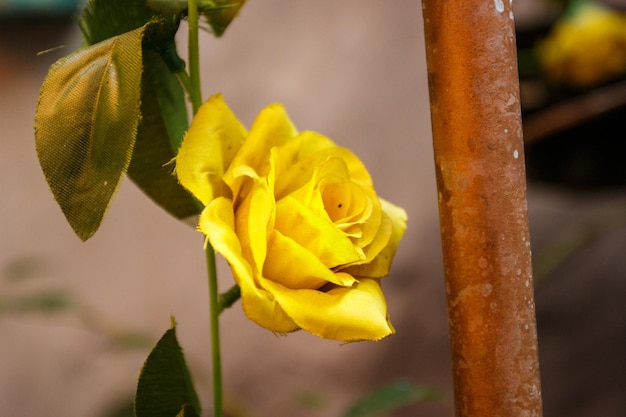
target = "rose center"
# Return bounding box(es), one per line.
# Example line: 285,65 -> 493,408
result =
320,178 -> 372,237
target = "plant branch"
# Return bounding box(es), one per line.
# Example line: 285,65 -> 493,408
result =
187,1 -> 223,415
187,0 -> 202,113
218,284 -> 241,314
205,242 -> 223,417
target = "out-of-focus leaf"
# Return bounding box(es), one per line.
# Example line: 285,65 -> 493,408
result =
109,330 -> 154,351
0,291 -> 73,315
35,27 -> 145,241
127,49 -> 200,221
341,381 -> 442,417
2,255 -> 51,282
135,322 -> 201,417
297,390 -> 328,410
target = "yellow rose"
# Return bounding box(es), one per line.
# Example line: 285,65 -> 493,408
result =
537,2 -> 626,88
176,94 -> 407,341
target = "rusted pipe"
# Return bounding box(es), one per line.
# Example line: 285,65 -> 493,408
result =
422,1 -> 543,416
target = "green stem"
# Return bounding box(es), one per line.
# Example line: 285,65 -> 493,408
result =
187,1 -> 223,416
218,284 -> 241,314
187,0 -> 203,113
206,243 -> 223,417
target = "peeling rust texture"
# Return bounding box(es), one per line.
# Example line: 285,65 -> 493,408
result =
422,1 -> 543,416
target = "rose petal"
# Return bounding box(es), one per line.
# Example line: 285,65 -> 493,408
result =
224,103 -> 297,199
286,156 -> 381,247
320,178 -> 380,245
200,197 -> 298,333
272,131 -> 336,188
338,209 -> 392,271
297,135 -> 374,187
175,94 -> 247,205
286,157 -> 352,228
264,229 -> 356,289
275,196 -> 365,268
234,173 -> 273,277
274,135 -> 373,199
321,178 -> 368,225
262,278 -> 395,341
343,198 -> 408,278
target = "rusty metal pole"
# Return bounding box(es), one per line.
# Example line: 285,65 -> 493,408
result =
422,1 -> 543,417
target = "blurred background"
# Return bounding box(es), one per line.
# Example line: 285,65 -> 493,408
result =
0,0 -> 624,416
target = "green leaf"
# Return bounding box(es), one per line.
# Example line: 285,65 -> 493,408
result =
79,0 -> 157,45
79,0 -> 185,73
341,381 -> 441,417
135,322 -> 201,417
146,0 -> 189,17
176,404 -> 200,417
35,27 -> 146,241
80,0 -> 195,220
201,0 -> 247,37
146,0 -> 247,37
127,49 -> 200,221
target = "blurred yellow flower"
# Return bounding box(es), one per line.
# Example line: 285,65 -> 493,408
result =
537,1 -> 626,88
176,94 -> 407,341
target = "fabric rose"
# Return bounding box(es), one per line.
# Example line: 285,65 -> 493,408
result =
175,94 -> 407,341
